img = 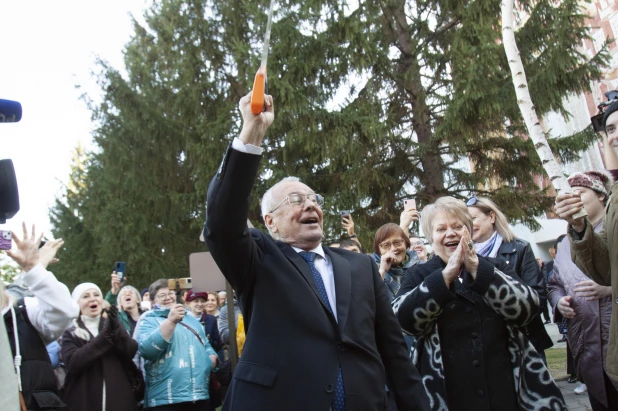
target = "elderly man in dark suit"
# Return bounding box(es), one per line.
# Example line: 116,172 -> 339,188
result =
204,93 -> 429,411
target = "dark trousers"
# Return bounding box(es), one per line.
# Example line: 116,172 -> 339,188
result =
566,341 -> 575,376
588,372 -> 618,411
148,400 -> 212,411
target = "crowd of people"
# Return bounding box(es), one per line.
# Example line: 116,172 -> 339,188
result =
2,94 -> 618,411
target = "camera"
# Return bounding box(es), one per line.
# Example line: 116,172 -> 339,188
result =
168,278 -> 193,291
591,90 -> 618,132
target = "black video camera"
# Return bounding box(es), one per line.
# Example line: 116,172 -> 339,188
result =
591,90 -> 618,132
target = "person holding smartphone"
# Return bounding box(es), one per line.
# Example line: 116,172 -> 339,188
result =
136,279 -> 218,411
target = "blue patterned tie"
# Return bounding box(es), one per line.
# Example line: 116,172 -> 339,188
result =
299,251 -> 346,411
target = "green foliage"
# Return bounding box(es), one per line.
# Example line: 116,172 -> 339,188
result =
50,0 -> 608,274
0,254 -> 20,284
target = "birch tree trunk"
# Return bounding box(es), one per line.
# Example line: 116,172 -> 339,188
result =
501,0 -> 586,218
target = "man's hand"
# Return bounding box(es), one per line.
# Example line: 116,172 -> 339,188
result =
168,304 -> 186,324
399,209 -> 420,234
557,296 -> 576,319
238,92 -> 274,146
110,272 -> 121,295
553,193 -> 586,232
6,223 -> 62,272
341,215 -> 355,237
573,280 -> 612,301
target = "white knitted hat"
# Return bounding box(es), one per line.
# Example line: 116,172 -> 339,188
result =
71,282 -> 102,302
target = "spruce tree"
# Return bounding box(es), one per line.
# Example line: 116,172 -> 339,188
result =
50,0 -> 608,278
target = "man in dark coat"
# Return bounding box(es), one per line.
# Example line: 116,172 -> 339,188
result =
204,93 -> 429,411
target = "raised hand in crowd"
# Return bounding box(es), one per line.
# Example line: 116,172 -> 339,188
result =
238,92 -> 274,145
557,295 -> 576,319
168,303 -> 185,324
110,272 -> 122,295
341,214 -> 356,237
573,280 -> 612,301
399,208 -> 420,236
7,222 -> 63,271
553,193 -> 586,232
379,249 -> 398,277
461,226 -> 478,279
442,241 -> 463,287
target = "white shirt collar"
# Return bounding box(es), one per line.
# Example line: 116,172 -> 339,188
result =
291,244 -> 325,259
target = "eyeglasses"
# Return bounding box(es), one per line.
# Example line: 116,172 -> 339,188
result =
270,193 -> 325,213
466,197 -> 478,206
155,292 -> 176,301
411,240 -> 424,246
379,239 -> 405,250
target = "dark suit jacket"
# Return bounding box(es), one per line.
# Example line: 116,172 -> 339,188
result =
204,146 -> 429,411
496,239 -> 553,352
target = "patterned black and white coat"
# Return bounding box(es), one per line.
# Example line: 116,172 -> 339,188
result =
393,255 -> 567,411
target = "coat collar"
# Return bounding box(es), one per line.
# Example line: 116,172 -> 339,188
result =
277,242 -> 351,335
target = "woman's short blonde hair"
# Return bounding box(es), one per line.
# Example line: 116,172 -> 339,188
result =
467,197 -> 515,242
421,197 -> 473,243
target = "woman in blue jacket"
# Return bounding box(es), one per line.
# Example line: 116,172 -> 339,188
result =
136,279 -> 218,411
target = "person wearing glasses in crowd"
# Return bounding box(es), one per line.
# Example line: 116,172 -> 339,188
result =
409,236 -> 428,263
204,92 -> 429,410
372,224 -> 420,301
136,279 -> 218,411
466,196 -> 553,362
393,196 -> 565,411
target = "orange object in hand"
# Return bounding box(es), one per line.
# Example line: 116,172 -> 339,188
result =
250,67 -> 266,115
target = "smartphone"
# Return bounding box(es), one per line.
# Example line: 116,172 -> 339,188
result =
114,262 -> 126,282
339,210 -> 351,218
404,199 -> 417,210
0,230 -> 12,250
168,277 -> 193,290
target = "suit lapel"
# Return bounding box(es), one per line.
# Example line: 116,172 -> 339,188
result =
324,247 -> 352,334
278,243 -> 334,319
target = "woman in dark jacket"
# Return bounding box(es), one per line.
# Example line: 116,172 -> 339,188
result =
466,196 -> 553,361
61,283 -> 139,411
393,197 -> 565,411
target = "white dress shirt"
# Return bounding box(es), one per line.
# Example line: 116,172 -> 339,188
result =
232,139 -> 338,320
292,245 -> 337,321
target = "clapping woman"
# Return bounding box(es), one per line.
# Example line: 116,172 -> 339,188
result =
393,197 -> 565,410
61,283 -> 140,411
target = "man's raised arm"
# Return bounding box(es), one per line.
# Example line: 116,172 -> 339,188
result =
203,93 -> 274,293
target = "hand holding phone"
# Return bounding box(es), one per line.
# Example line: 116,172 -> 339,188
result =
0,230 -> 12,250
404,199 -> 417,210
114,262 -> 126,282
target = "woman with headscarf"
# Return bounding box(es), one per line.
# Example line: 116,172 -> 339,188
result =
61,282 -> 140,411
466,196 -> 553,361
393,197 -> 565,410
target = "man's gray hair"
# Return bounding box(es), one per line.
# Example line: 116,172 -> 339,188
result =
261,177 -> 301,236
261,177 -> 300,218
